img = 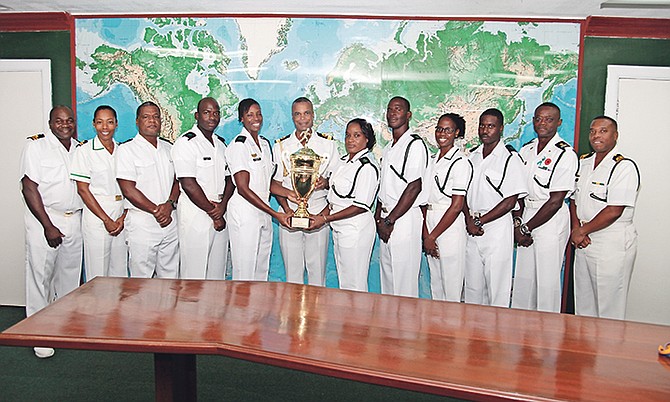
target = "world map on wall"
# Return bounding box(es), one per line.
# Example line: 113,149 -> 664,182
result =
75,17 -> 579,152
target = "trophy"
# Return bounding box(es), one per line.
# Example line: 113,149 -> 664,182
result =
289,146 -> 322,228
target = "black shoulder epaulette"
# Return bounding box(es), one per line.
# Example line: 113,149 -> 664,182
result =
410,133 -> 422,140
119,138 -> 133,145
580,151 -> 594,159
522,138 -> 535,148
613,153 -> 625,163
276,133 -> 291,143
360,156 -> 370,165
77,139 -> 88,147
183,132 -> 196,140
317,132 -> 332,140
235,135 -> 246,143
505,144 -> 517,153
27,133 -> 45,141
555,141 -> 570,150
215,135 -> 226,144
469,144 -> 480,153
159,137 -> 172,144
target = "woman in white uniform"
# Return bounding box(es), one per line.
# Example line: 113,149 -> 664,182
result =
225,98 -> 292,280
421,113 -> 473,302
308,118 -> 379,291
70,105 -> 128,279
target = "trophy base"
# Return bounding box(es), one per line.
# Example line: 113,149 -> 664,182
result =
291,216 -> 310,229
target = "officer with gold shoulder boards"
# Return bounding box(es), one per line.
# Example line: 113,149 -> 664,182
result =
20,105 -> 83,358
570,116 -> 640,320
511,102 -> 578,313
272,97 -> 337,286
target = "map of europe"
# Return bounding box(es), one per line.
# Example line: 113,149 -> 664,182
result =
75,17 -> 579,152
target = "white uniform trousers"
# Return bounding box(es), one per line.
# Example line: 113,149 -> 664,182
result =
82,196 -> 128,280
512,204 -> 569,312
25,208 -> 82,317
278,224 -> 329,286
228,198 -> 272,281
125,209 -> 179,279
331,212 -> 375,292
177,197 -> 228,279
464,216 -> 513,307
379,207 -> 423,297
426,208 -> 466,302
574,222 -> 637,320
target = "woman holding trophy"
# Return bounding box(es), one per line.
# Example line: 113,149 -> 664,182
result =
308,118 -> 379,291
225,98 -> 292,281
421,113 -> 473,302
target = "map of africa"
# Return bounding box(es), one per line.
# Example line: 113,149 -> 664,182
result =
75,17 -> 579,151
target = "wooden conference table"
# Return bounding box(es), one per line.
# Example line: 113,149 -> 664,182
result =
1,277 -> 669,401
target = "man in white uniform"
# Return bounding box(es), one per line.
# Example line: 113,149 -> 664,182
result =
272,97 -> 337,286
116,101 -> 180,279
570,116 -> 639,320
375,97 -> 429,297
20,105 -> 83,358
464,108 -> 527,307
512,102 -> 578,312
171,97 -> 232,279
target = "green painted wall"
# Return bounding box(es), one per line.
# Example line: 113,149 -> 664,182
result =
0,31 -> 72,107
579,36 -> 670,153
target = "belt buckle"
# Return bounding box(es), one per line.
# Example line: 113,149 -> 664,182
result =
115,195 -> 123,201
64,211 -> 74,217
427,204 -> 434,211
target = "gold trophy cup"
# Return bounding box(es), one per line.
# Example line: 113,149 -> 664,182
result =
290,146 -> 322,229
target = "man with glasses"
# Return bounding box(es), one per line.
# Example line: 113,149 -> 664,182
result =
511,102 -> 578,313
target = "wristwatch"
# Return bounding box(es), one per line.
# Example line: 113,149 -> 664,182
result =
520,223 -> 532,237
513,216 -> 523,228
473,216 -> 482,228
383,217 -> 394,226
167,199 -> 177,210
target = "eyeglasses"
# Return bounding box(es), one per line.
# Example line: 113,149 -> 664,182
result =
435,126 -> 457,134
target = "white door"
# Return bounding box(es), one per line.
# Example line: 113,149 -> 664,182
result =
0,60 -> 52,306
605,65 -> 670,325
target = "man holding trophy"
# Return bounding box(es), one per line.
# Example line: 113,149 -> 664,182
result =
272,97 -> 338,286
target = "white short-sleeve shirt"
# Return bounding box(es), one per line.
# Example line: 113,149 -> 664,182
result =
328,149 -> 380,213
20,131 -> 82,211
226,128 -> 275,202
70,136 -> 122,197
519,135 -> 578,203
115,134 -> 175,210
427,146 -> 473,206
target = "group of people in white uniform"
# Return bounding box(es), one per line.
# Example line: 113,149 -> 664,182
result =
20,96 -> 639,358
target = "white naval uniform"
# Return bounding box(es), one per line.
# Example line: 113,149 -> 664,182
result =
225,128 -> 275,281
115,134 -> 179,279
272,130 -> 337,286
172,126 -> 229,279
512,135 -> 578,312
572,148 -> 639,320
328,149 -> 379,292
378,129 -> 430,297
465,142 -> 527,307
425,147 -> 473,302
70,136 -> 128,280
20,131 -> 83,317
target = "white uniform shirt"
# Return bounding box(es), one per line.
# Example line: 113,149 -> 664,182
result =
20,131 -> 82,212
573,147 -> 639,223
226,128 -> 275,202
70,136 -> 122,197
467,141 -> 527,214
328,149 -> 379,213
171,125 -> 228,201
519,135 -> 577,206
272,130 -> 338,214
378,129 -> 430,211
427,147 -> 473,206
115,134 -> 175,211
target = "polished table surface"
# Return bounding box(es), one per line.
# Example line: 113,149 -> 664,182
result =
1,277 -> 669,401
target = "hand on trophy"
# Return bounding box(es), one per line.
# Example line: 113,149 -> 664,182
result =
273,211 -> 293,228
313,176 -> 329,191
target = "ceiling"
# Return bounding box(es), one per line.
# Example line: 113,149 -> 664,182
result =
1,0 -> 670,19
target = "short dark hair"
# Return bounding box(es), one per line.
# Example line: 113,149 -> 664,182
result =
438,113 -> 466,139
347,118 -> 376,150
197,97 -> 218,114
480,108 -> 504,126
136,101 -> 159,119
292,97 -> 313,108
238,98 -> 260,122
389,96 -> 410,111
591,115 -> 618,131
535,102 -> 561,118
93,105 -> 117,121
49,105 -> 73,121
